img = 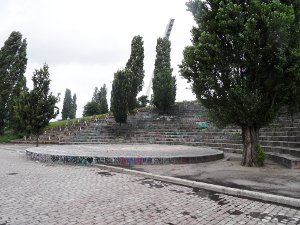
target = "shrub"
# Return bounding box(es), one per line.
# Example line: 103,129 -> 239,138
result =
256,144 -> 266,167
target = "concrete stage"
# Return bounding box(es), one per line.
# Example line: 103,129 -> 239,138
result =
26,144 -> 224,166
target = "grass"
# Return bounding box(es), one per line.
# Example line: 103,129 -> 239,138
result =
0,129 -> 22,143
47,113 -> 111,129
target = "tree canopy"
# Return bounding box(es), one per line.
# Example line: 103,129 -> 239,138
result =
0,31 -> 27,134
87,84 -> 108,116
14,64 -> 59,146
111,70 -> 130,125
61,89 -> 77,120
180,0 -> 300,166
152,37 -> 176,113
125,35 -> 145,111
83,101 -> 100,117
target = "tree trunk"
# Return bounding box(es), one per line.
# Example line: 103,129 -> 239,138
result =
36,135 -> 39,147
241,126 -> 259,166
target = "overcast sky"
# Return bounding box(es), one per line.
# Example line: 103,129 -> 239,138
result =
0,0 -> 196,119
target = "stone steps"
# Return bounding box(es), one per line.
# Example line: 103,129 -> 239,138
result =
259,131 -> 300,137
263,145 -> 300,158
260,140 -> 300,148
267,153 -> 300,169
259,136 -> 300,142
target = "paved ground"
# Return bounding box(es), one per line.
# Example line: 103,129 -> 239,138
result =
133,154 -> 300,199
0,144 -> 300,225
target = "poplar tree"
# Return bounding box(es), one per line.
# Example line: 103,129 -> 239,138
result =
180,0 -> 299,166
125,35 -> 145,111
0,31 -> 27,134
98,84 -> 108,114
14,64 -> 59,146
111,70 -> 130,125
152,37 -> 176,113
61,89 -> 73,120
71,94 -> 77,119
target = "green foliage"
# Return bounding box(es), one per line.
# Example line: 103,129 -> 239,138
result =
152,37 -> 176,113
285,0 -> 300,116
71,94 -> 77,118
180,0 -> 298,129
98,84 -> 109,114
0,129 -> 22,143
256,145 -> 266,167
83,101 -> 100,117
0,31 -> 27,134
111,70 -> 130,125
91,84 -> 108,114
61,89 -> 77,120
48,113 -> 111,129
125,35 -> 145,111
137,95 -> 149,108
14,64 -> 59,146
180,0 -> 299,166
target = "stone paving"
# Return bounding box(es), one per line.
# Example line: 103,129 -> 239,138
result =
0,145 -> 300,225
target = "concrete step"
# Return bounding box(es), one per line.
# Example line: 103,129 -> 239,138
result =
261,127 -> 300,132
260,140 -> 300,148
259,136 -> 300,142
263,145 -> 300,158
261,130 -> 300,136
267,153 -> 300,169
202,138 -> 242,144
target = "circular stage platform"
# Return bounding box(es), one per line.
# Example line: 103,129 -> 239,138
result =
26,144 -> 224,166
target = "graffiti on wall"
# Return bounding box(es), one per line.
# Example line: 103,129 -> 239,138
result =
26,151 -> 223,166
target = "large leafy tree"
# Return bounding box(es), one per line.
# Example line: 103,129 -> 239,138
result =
284,0 -> 300,119
14,64 -> 59,146
0,31 -> 27,134
111,70 -> 130,125
180,0 -> 299,166
152,37 -> 176,113
61,89 -> 77,120
125,35 -> 145,111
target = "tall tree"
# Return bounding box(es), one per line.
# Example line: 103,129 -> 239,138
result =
61,89 -> 73,120
125,35 -> 145,111
0,31 -> 27,134
180,0 -> 299,166
284,0 -> 300,119
14,64 -> 59,146
71,94 -> 77,119
152,37 -> 176,113
92,87 -> 99,102
98,84 -> 108,114
111,70 -> 130,125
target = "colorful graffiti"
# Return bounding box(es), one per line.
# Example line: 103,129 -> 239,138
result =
26,151 -> 223,166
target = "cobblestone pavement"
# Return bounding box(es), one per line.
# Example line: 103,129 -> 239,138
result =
0,146 -> 299,225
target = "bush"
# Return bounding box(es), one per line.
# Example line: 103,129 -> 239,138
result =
256,144 -> 266,167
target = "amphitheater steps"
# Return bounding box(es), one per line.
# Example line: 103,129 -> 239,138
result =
267,153 -> 300,169
263,145 -> 300,157
259,136 -> 299,142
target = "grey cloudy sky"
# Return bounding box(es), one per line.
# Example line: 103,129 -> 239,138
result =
0,0 -> 196,119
